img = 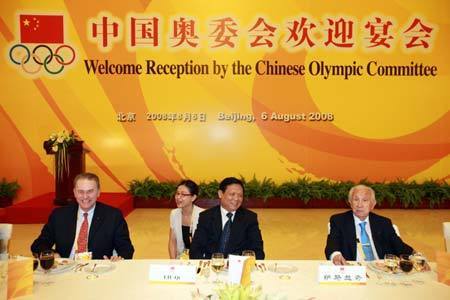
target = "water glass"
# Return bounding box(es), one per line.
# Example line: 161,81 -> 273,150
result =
384,254 -> 398,273
411,252 -> 426,271
180,249 -> 190,261
242,250 -> 256,257
399,254 -> 414,273
211,253 -> 225,283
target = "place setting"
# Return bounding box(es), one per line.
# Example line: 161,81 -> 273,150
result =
33,250 -> 77,285
210,253 -> 227,283
81,262 -> 116,279
196,260 -> 211,283
367,253 -> 429,286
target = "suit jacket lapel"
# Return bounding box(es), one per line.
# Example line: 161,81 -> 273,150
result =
344,211 -> 357,259
369,213 -> 382,257
88,203 -> 105,247
228,208 -> 243,250
68,205 -> 78,250
213,206 -> 223,241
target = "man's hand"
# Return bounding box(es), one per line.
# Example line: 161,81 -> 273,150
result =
332,254 -> 347,265
103,255 -> 123,262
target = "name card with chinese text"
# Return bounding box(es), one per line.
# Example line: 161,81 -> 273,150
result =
148,264 -> 196,284
318,265 -> 366,285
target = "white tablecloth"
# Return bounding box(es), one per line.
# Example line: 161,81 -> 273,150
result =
16,260 -> 450,300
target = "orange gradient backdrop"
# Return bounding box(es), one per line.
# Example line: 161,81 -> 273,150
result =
1,1 -> 449,203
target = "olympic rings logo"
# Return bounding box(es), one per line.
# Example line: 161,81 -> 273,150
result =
9,44 -> 76,75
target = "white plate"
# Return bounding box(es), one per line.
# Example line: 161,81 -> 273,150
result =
36,258 -> 76,274
83,263 -> 115,274
267,263 -> 298,274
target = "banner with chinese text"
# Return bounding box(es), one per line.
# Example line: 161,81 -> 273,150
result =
1,0 -> 448,201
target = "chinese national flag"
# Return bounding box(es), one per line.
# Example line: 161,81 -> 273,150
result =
20,15 -> 64,44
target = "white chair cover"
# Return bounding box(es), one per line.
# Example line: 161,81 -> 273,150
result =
443,222 -> 450,252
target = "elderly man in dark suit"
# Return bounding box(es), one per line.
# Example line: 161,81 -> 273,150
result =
31,172 -> 134,260
325,184 -> 416,265
190,177 -> 265,259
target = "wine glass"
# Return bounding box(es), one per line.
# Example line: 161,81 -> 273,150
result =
242,250 -> 255,257
39,250 -> 55,284
33,256 -> 39,272
399,254 -> 414,273
411,253 -> 426,272
384,254 -> 398,273
180,249 -> 190,261
211,253 -> 225,283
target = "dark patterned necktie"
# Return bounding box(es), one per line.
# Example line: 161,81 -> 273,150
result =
218,212 -> 233,254
76,213 -> 88,253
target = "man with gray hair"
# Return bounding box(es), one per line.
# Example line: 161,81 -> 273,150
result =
325,184 -> 415,265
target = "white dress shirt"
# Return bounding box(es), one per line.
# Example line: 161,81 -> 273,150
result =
352,215 -> 380,261
69,205 -> 95,259
330,214 -> 380,261
220,206 -> 236,228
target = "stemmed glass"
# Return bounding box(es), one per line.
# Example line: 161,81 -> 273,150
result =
242,250 -> 255,258
411,252 -> 427,272
384,254 -> 398,273
379,254 -> 399,286
180,249 -> 190,261
39,250 -> 55,284
33,255 -> 39,272
211,253 -> 225,283
399,254 -> 414,273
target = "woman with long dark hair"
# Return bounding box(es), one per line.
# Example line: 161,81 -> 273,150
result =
168,180 -> 204,258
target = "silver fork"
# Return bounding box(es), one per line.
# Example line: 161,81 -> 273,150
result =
261,262 -> 267,272
197,260 -> 203,274
74,262 -> 88,272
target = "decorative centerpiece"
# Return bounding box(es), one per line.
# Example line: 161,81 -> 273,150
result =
43,130 -> 85,205
47,130 -> 78,182
216,284 -> 262,300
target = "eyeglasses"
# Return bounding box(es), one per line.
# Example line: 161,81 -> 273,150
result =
175,192 -> 193,197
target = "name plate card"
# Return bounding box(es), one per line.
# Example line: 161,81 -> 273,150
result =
318,265 -> 367,285
148,264 -> 196,284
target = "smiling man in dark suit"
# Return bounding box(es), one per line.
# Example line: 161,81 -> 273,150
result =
190,177 -> 264,259
31,172 -> 134,260
325,184 -> 415,265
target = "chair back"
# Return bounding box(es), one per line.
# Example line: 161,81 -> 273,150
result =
392,224 -> 400,237
0,223 -> 13,259
443,222 -> 450,252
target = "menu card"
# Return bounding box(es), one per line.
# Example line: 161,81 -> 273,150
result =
228,255 -> 253,285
